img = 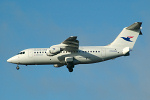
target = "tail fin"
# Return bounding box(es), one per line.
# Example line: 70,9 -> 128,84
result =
109,22 -> 142,50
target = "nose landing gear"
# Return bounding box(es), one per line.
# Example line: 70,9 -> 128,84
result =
16,65 -> 20,70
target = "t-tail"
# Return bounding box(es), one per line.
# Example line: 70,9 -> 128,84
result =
109,22 -> 142,50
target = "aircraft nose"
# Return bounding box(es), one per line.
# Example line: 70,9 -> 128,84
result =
7,58 -> 12,63
7,56 -> 19,64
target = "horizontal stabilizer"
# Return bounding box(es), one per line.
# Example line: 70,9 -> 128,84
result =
126,22 -> 142,30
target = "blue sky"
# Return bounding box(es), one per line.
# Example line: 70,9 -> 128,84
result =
0,0 -> 150,100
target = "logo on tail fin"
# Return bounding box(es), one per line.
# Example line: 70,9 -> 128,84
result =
121,36 -> 134,42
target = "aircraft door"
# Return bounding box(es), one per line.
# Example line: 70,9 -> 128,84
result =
28,50 -> 33,58
101,49 -> 106,57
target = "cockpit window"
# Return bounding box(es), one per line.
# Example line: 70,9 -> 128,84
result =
18,51 -> 25,54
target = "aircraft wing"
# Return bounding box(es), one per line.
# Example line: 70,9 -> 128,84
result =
47,36 -> 79,56
61,36 -> 79,51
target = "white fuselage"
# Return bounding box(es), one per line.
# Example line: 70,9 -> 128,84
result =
7,22 -> 142,72
7,46 -> 124,66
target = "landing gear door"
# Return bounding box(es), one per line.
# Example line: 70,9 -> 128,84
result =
28,50 -> 33,58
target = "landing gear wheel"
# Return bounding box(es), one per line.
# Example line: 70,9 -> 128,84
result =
16,66 -> 20,70
68,68 -> 73,72
66,62 -> 74,72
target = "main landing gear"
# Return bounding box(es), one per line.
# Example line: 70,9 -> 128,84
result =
16,65 -> 20,70
67,63 -> 74,72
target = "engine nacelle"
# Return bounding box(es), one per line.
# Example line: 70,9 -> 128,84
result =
49,46 -> 61,54
53,64 -> 64,67
46,46 -> 61,56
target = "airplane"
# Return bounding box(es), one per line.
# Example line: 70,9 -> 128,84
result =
7,22 -> 142,72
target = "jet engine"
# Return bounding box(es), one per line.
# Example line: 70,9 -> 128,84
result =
46,46 -> 61,56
